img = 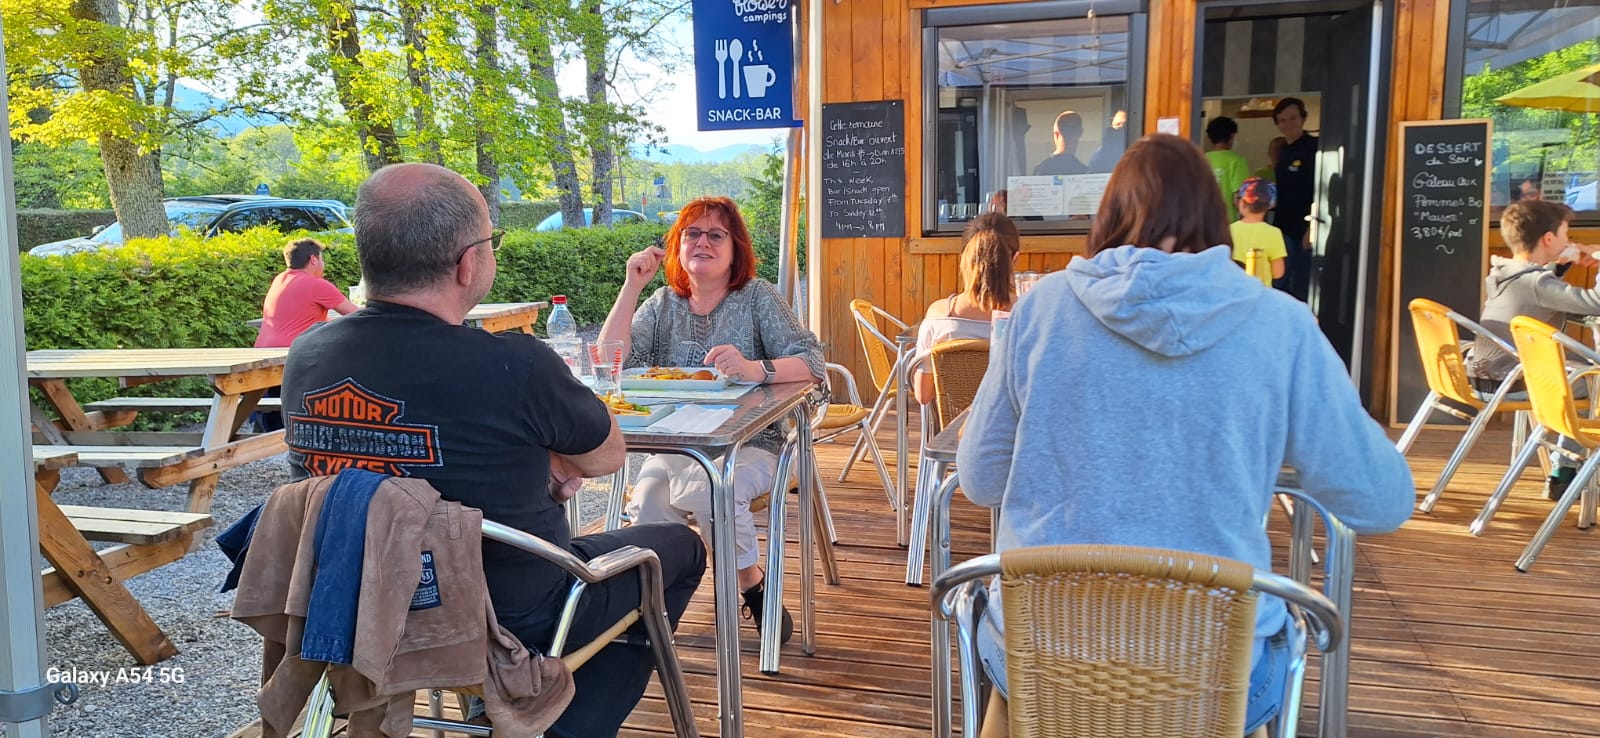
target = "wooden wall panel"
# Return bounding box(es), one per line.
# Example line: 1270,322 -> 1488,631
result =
1144,1 -> 1197,137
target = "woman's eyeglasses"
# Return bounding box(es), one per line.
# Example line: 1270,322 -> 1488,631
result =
682,228 -> 730,245
454,229 -> 505,264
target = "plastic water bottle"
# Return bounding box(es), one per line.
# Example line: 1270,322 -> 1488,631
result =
546,296 -> 582,379
547,296 -> 577,340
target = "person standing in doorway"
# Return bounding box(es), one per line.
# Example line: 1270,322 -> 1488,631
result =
1087,109 -> 1129,173
1033,111 -> 1088,176
1205,116 -> 1251,221
1272,98 -> 1317,300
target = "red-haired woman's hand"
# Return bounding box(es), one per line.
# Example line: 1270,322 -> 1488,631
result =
625,245 -> 666,290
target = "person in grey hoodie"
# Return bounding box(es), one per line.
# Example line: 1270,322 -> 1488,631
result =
957,134 -> 1414,734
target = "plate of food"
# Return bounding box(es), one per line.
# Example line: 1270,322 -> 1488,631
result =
601,394 -> 675,427
620,366 -> 732,391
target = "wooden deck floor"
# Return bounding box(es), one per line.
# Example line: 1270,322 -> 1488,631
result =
605,419 -> 1600,738
240,414 -> 1600,737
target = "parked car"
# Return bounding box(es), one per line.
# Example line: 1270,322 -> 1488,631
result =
28,195 -> 352,257
533,207 -> 651,231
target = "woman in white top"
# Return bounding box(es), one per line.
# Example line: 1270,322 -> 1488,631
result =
914,212 -> 1021,404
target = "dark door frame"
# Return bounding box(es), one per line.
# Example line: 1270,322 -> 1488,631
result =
1188,0 -> 1395,402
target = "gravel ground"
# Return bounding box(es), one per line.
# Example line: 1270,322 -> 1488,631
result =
9,452 -> 626,738
6,326 -> 649,737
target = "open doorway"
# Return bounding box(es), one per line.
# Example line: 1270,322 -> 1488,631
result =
1193,0 -> 1391,397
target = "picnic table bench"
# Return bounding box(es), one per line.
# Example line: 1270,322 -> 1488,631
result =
32,448 -> 212,664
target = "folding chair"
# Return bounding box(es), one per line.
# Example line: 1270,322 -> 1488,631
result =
411,520 -> 699,737
1474,317 -> 1600,571
1402,298 -> 1539,514
841,298 -> 910,486
932,545 -> 1341,738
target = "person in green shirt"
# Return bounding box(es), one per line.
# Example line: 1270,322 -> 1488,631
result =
1229,177 -> 1288,286
1205,116 -> 1251,221
1253,136 -> 1286,182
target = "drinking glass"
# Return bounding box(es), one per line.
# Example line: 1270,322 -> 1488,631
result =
589,340 -> 626,397
546,337 -> 585,380
348,283 -> 366,307
1013,271 -> 1040,297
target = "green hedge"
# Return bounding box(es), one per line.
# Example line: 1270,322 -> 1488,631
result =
16,220 -> 823,410
497,201 -> 561,231
17,209 -> 118,252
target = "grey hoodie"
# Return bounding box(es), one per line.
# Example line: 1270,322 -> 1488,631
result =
1466,256 -> 1600,380
958,244 -> 1414,639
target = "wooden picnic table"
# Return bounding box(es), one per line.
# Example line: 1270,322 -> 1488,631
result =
32,448 -> 211,665
27,347 -> 290,513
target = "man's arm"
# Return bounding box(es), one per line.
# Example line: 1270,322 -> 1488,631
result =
554,414 -> 625,477
332,299 -> 360,315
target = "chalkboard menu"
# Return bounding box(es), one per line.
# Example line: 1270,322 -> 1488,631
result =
1390,119 -> 1491,425
821,100 -> 906,238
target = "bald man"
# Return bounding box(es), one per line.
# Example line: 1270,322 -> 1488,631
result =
280,163 -> 706,737
1033,110 -> 1089,176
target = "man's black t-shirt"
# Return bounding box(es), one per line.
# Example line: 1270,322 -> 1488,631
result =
1033,152 -> 1088,176
1274,133 -> 1319,241
281,300 -> 612,632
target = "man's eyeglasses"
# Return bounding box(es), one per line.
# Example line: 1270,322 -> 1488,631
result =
682,228 -> 730,245
454,229 -> 505,264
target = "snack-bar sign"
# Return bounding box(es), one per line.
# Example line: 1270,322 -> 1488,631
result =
692,0 -> 800,131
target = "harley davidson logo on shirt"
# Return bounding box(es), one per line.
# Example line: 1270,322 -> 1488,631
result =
287,378 -> 442,476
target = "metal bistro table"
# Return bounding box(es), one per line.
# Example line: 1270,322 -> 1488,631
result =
609,380 -> 820,738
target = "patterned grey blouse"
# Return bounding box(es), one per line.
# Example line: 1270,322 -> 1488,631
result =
627,279 -> 825,453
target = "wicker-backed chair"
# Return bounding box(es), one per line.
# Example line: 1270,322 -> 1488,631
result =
1474,317 -> 1600,571
841,299 -> 910,484
906,339 -> 991,585
1403,298 -> 1543,515
932,545 -> 1341,738
409,520 -> 699,737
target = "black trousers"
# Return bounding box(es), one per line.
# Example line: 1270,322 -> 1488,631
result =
511,522 -> 707,738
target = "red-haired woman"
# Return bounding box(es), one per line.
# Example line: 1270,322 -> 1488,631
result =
599,196 -> 823,643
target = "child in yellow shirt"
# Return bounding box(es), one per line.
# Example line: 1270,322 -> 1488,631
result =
1230,178 -> 1288,286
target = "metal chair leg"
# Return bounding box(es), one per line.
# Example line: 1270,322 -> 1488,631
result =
839,388 -> 893,481
1516,452 -> 1600,571
861,417 -> 900,511
1471,427 -> 1547,535
1394,393 -> 1439,455
906,457 -> 945,586
1418,401 -> 1497,513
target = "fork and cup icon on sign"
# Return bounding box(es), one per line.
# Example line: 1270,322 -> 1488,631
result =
713,38 -> 777,99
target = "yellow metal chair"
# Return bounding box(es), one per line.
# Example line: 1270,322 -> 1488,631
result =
842,298 -> 910,485
815,362 -> 896,508
1473,317 -> 1600,571
931,545 -> 1341,738
1402,298 -> 1539,515
907,338 -> 991,585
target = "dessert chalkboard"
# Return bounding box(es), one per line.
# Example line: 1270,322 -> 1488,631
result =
1390,119 -> 1491,425
821,100 -> 906,238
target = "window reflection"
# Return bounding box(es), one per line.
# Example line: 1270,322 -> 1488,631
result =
927,14 -> 1134,234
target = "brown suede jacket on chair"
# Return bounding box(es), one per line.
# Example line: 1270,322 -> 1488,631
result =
230,475 -> 574,737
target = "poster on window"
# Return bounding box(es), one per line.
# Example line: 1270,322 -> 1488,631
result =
1062,174 -> 1111,216
1005,176 -> 1067,217
1542,172 -> 1568,203
1006,173 -> 1111,217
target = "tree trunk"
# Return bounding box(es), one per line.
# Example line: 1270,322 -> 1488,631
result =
527,29 -> 585,229
472,4 -> 500,225
70,0 -> 167,238
401,0 -> 442,165
325,2 -> 402,172
583,0 -> 613,227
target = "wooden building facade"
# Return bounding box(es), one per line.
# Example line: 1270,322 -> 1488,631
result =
803,0 -> 1600,420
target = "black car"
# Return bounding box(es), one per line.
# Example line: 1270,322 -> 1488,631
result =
30,195 -> 352,256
